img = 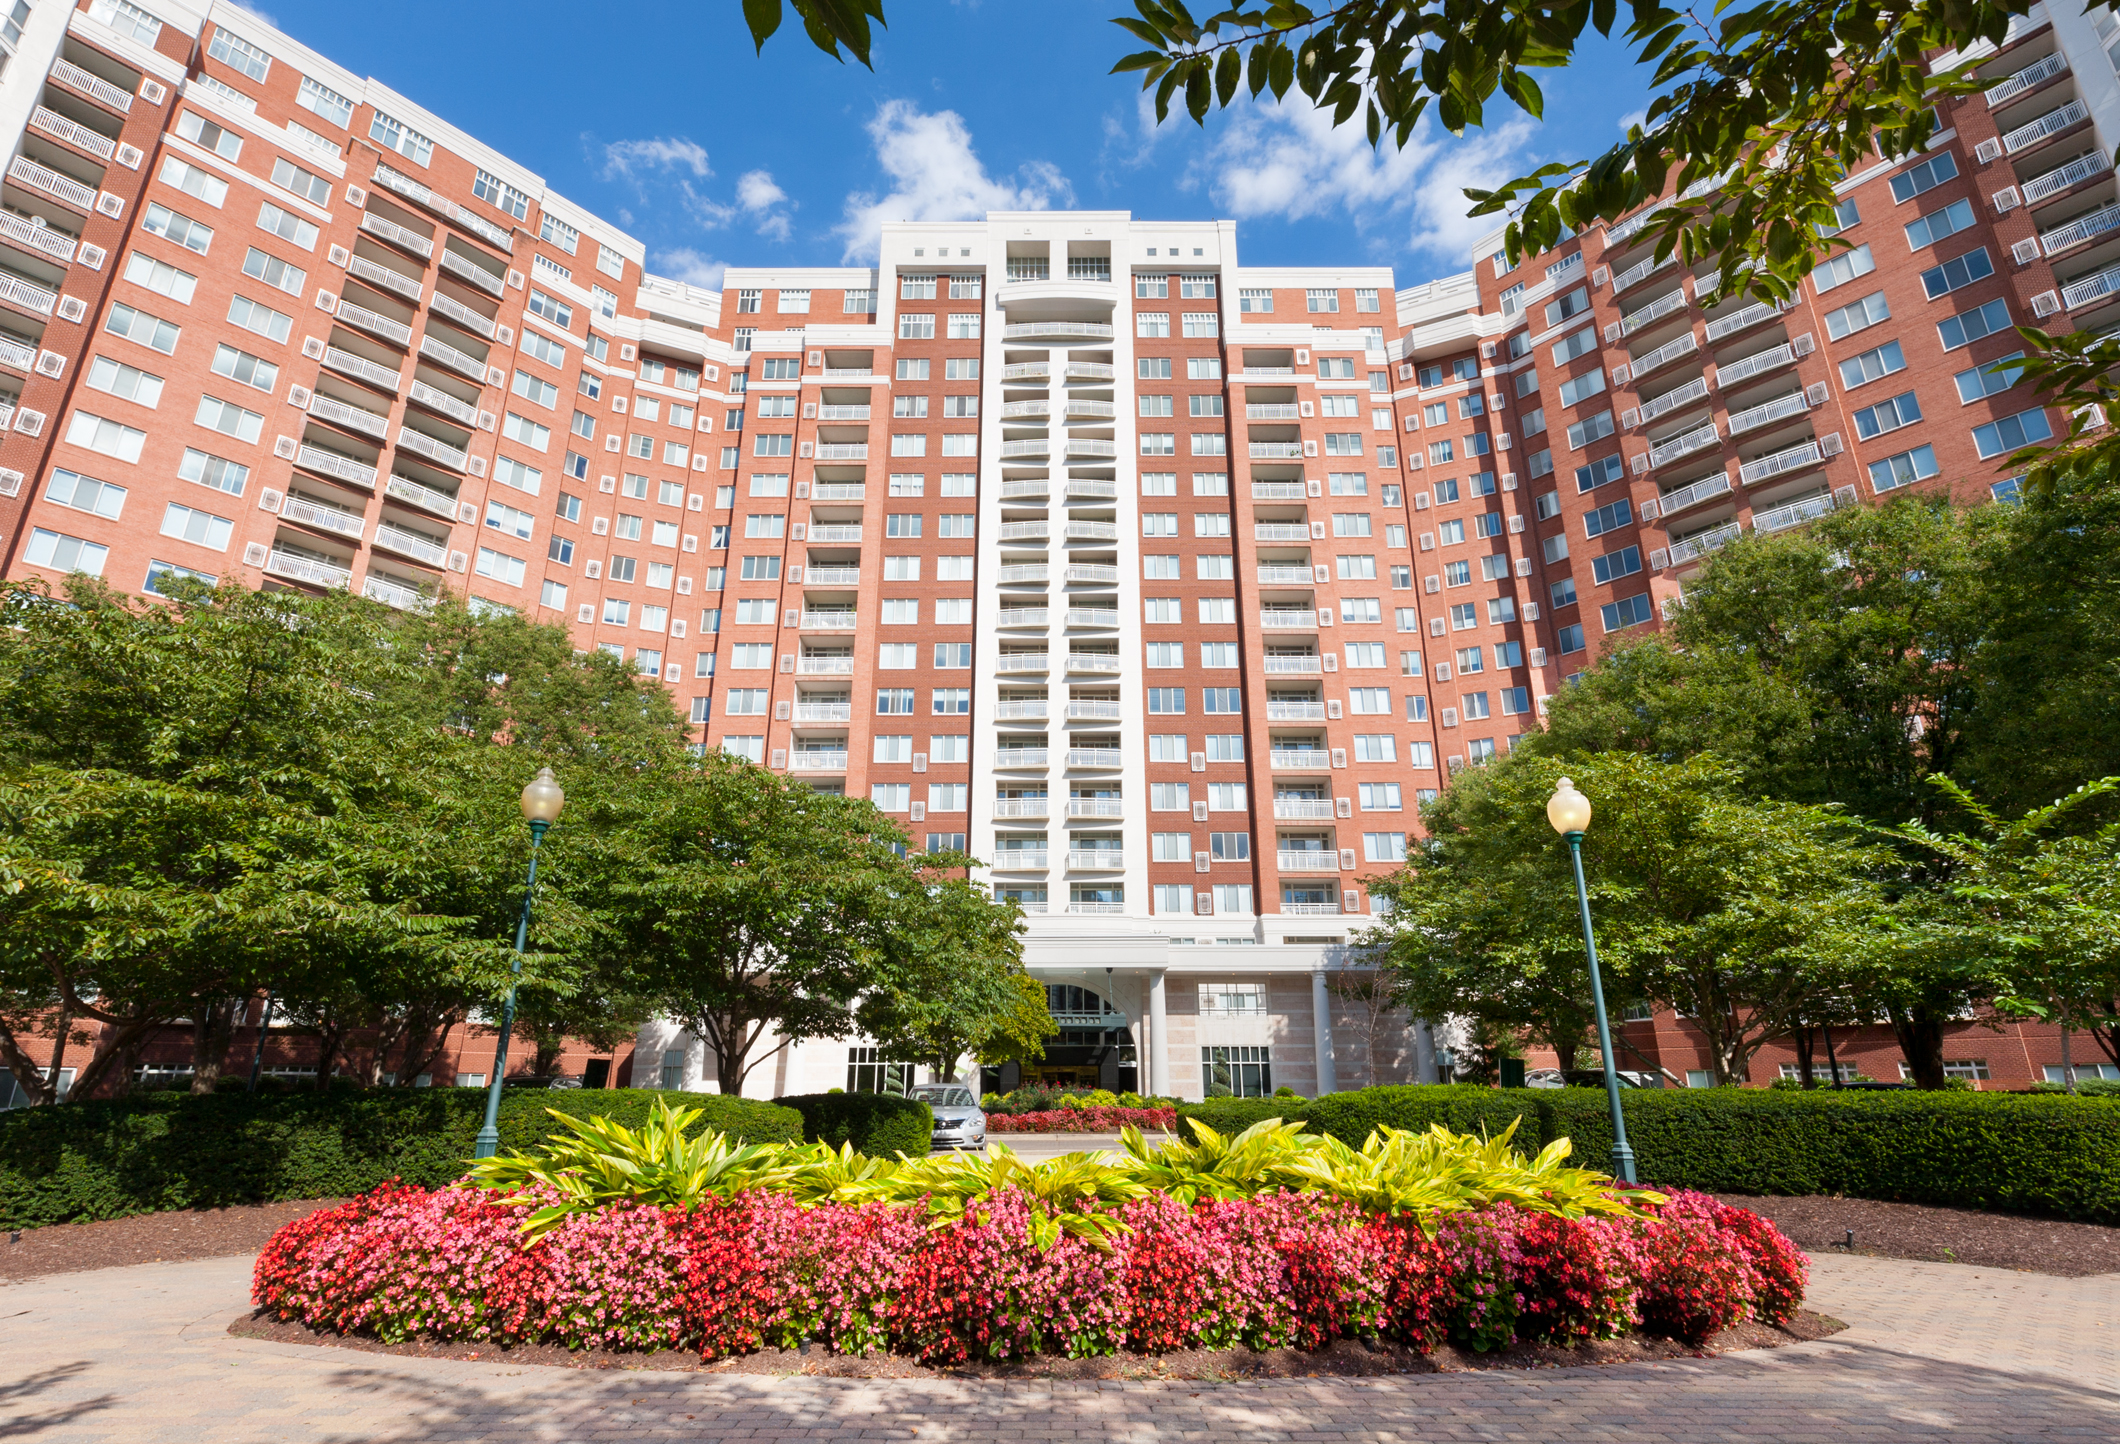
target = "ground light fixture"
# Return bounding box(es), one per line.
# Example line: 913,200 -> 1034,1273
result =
473,767 -> 565,1160
1546,776 -> 1638,1185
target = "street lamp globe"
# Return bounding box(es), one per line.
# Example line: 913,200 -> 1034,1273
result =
520,767 -> 565,826
1547,776 -> 1592,836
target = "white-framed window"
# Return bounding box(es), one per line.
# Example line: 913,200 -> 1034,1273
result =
474,169 -> 531,220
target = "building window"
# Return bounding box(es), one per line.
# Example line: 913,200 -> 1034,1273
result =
848,1047 -> 914,1093
474,169 -> 531,220
1202,1045 -> 1273,1097
1200,982 -> 1266,1015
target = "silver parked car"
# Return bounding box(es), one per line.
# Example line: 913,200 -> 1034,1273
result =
910,1084 -> 986,1151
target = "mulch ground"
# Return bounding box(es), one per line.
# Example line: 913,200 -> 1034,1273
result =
0,1200 -> 348,1282
1708,1193 -> 2120,1278
225,1311 -> 1847,1378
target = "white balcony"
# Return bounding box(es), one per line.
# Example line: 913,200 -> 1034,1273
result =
419,335 -> 489,382
437,249 -> 504,296
1280,901 -> 1343,916
322,347 -> 403,393
822,367 -> 876,380
808,524 -> 862,542
1753,490 -> 1840,534
994,749 -> 1049,771
280,495 -> 365,540
999,521 -> 1049,542
1067,902 -> 1126,915
1001,479 -> 1049,499
996,653 -> 1050,674
1704,300 -> 1783,343
1627,331 -> 1699,381
814,442 -> 868,460
1620,289 -> 1687,335
30,106 -> 115,161
0,270 -> 56,315
2023,150 -> 2111,204
1667,520 -> 1743,565
800,610 -> 857,631
1252,481 -> 1306,499
1271,748 -> 1332,769
362,574 -> 429,611
0,335 -> 36,370
812,482 -> 865,501
359,212 -> 433,260
1250,442 -> 1305,459
995,700 -> 1050,719
7,156 -> 94,210
1274,798 -> 1335,820
297,447 -> 378,490
1277,851 -> 1341,873
1066,747 -> 1123,767
2040,200 -> 2120,256
1985,50 -> 2067,107
1064,608 -> 1120,627
1066,701 -> 1123,721
1065,438 -> 1119,459
1257,564 -> 1313,584
999,564 -> 1049,583
2063,260 -> 2120,309
792,702 -> 852,723
1636,375 -> 1710,427
1066,478 -> 1119,499
1716,343 -> 1795,388
50,57 -> 133,112
789,750 -> 849,772
1003,321 -> 1114,341
2002,99 -> 2088,156
992,850 -> 1049,868
429,292 -> 495,340
1066,654 -> 1120,675
1259,608 -> 1319,630
1254,523 -> 1310,542
806,565 -> 860,584
263,550 -> 351,589
1064,362 -> 1116,381
999,439 -> 1050,459
1649,421 -> 1719,466
1064,399 -> 1116,419
1726,392 -> 1810,435
331,303 -> 412,351
1738,439 -> 1823,486
1612,249 -> 1679,295
346,253 -> 424,304
309,393 -> 391,439
1066,798 -> 1125,819
372,522 -> 448,566
1266,700 -> 1325,721
1064,521 -> 1118,542
796,655 -> 854,674
408,379 -> 477,426
1064,564 -> 1119,583
395,427 -> 468,472
1656,470 -> 1732,518
1246,403 -> 1300,419
994,798 -> 1051,818
817,404 -> 871,420
1002,362 -> 1049,382
1067,851 -> 1125,870
0,208 -> 76,262
1262,655 -> 1322,675
996,606 -> 1048,626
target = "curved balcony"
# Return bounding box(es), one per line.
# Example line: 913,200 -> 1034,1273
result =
1067,477 -> 1119,499
1620,289 -> 1687,336
1001,362 -> 1049,383
1626,331 -> 1699,382
384,473 -> 459,518
297,445 -> 377,490
1064,607 -> 1120,627
796,655 -> 854,675
346,253 -> 423,303
263,550 -> 351,589
999,438 -> 1050,459
992,749 -> 1048,769
999,563 -> 1049,583
1726,391 -> 1810,436
1001,478 -> 1048,498
996,606 -> 1049,626
437,249 -> 503,296
1649,421 -> 1719,467
2001,98 -> 2088,157
1739,439 -> 1823,486
1065,701 -> 1123,721
999,521 -> 1049,542
2023,150 -> 2110,205
1003,321 -> 1114,342
1753,490 -> 1841,533
1063,521 -> 1118,543
418,333 -> 486,381
1065,653 -> 1120,675
1063,563 -> 1119,583
1716,343 -> 1795,388
1636,375 -> 1710,427
362,574 -> 430,611
1656,470 -> 1732,519
1066,746 -> 1123,767
1067,850 -> 1125,871
1064,363 -> 1116,382
1667,520 -> 1742,565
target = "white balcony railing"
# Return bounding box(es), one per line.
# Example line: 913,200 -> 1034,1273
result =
1636,375 -> 1710,426
280,495 -> 365,539
395,427 -> 469,471
1003,321 -> 1114,341
1626,330 -> 1699,381
1064,437 -> 1118,458
408,379 -> 477,427
1250,441 -> 1305,459
1066,701 -> 1123,721
2040,200 -> 2120,256
814,442 -> 868,460
1067,851 -> 1125,870
999,521 -> 1049,541
1273,798 -> 1335,819
995,653 -> 1050,673
263,550 -> 352,589
796,655 -> 855,674
1259,609 -> 1319,629
2023,149 -> 2111,204
994,701 -> 1050,719
1066,746 -> 1123,766
1753,490 -> 1840,534
359,212 -> 433,260
789,750 -> 849,772
297,446 -> 378,489
1612,249 -> 1678,295
372,522 -> 448,566
30,106 -> 116,160
2002,98 -> 2088,156
1704,300 -> 1783,343
419,334 -> 487,380
1067,477 -> 1119,499
310,393 -> 390,439
999,564 -> 1048,583
1277,851 -> 1341,873
1001,363 -> 1049,382
338,301 -> 413,347
1066,798 -> 1125,818
791,702 -> 853,723
1726,392 -> 1810,435
1246,403 -> 1300,419
1066,653 -> 1121,674
1716,343 -> 1795,388
1649,421 -> 1719,466
1257,564 -> 1314,584
50,57 -> 134,112
5,157 -> 93,211
1064,362 -> 1116,381
1254,523 -> 1310,542
1620,288 -> 1687,335
0,270 -> 56,315
1065,608 -> 1121,627
345,253 -> 424,303
0,208 -> 76,262
437,249 -> 504,296
1262,655 -> 1322,674
1000,479 -> 1048,498
1064,563 -> 1120,582
1068,902 -> 1126,915
2063,260 -> 2120,309
808,524 -> 862,542
322,346 -> 404,392
799,611 -> 857,631
1667,520 -> 1743,564
0,335 -> 36,370
992,850 -> 1049,867
817,404 -> 871,420
1656,470 -> 1732,518
428,292 -> 496,341
1738,439 -> 1824,486
1280,901 -> 1343,916
1064,521 -> 1118,542
999,439 -> 1049,458
806,565 -> 860,585
362,574 -> 429,611
1252,481 -> 1306,499
1985,49 -> 2067,108
993,749 -> 1048,769
821,367 -> 875,379
1271,749 -> 1333,768
1265,701 -> 1326,721
994,799 -> 1051,818
812,482 -> 864,500
995,606 -> 1047,625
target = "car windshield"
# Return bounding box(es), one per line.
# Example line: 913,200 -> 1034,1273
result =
913,1086 -> 977,1108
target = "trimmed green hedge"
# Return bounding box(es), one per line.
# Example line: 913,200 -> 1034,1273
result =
1191,1084 -> 2120,1224
0,1087 -> 803,1230
777,1092 -> 933,1157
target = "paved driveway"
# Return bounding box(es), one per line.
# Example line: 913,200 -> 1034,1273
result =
1,1251 -> 2113,1442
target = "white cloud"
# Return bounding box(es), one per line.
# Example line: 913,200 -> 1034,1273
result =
1194,96 -> 1540,264
654,248 -> 726,290
600,137 -> 712,182
1618,108 -> 1649,135
836,101 -> 1073,261
737,170 -> 793,242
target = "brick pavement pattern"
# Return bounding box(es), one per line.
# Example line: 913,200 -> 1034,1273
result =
1,1252 -> 2114,1442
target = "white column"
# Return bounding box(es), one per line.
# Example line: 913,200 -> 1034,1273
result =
1311,969 -> 1338,1097
1148,968 -> 1169,1097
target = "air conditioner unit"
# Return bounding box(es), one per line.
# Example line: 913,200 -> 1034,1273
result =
1592,266 -> 1610,287
12,408 -> 43,435
77,244 -> 105,270
784,609 -> 800,629
1639,497 -> 1662,521
1603,322 -> 1622,343
1650,547 -> 1671,570
95,192 -> 124,218
0,469 -> 21,498
447,551 -> 468,572
1515,557 -> 1533,577
56,297 -> 86,322
32,350 -> 62,378
1191,801 -> 1209,822
287,385 -> 312,408
1530,647 -> 1547,667
258,487 -> 283,512
1991,186 -> 2021,214
1791,332 -> 1817,356
688,493 -> 705,512
1429,617 -> 1446,636
2030,290 -> 2061,318
1973,137 -> 2002,164
771,749 -> 788,769
1622,408 -> 1641,428
315,290 -> 338,313
1508,514 -> 1525,533
1611,363 -> 1630,384
1434,661 -> 1452,681
243,542 -> 270,567
1190,751 -> 1206,771
807,350 -> 822,365
139,79 -> 167,104
273,435 -> 298,459
676,576 -> 693,594
599,476 -> 617,493
585,559 -> 603,577
1335,797 -> 1353,818
1194,852 -> 1211,874
1306,478 -> 1323,497
1819,432 -> 1845,457
1339,849 -> 1357,871
1631,454 -> 1651,475
344,182 -> 367,206
1441,707 -> 1459,727
2011,238 -> 2042,266
1524,601 -> 1539,620
1419,532 -> 1435,551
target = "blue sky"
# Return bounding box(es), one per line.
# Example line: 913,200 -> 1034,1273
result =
260,1 -> 1651,289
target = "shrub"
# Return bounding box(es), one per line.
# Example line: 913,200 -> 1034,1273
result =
0,1088 -> 802,1230
776,1092 -> 932,1157
1173,1098 -> 1302,1134
1300,1084 -> 1544,1148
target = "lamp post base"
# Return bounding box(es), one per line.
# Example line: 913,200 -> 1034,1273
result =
1609,1141 -> 1638,1186
473,1124 -> 500,1160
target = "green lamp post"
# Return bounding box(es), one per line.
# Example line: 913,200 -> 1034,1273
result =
1547,776 -> 1637,1185
473,767 -> 565,1160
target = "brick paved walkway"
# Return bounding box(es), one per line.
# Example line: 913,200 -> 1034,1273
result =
1,1253 -> 2113,1442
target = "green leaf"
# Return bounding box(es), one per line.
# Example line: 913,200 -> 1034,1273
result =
741,0 -> 783,53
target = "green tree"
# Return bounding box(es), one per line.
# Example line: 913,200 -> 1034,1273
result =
1367,751 -> 1884,1085
855,881 -> 1045,1081
590,757 -> 1022,1093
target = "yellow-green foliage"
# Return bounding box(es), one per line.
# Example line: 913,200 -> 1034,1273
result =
468,1100 -> 1652,1245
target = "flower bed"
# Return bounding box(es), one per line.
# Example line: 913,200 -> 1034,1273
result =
255,1182 -> 1804,1364
985,1107 -> 1177,1134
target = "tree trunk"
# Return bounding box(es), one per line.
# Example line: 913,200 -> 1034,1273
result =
190,999 -> 240,1094
314,1019 -> 348,1088
2061,1025 -> 2075,1094
394,1006 -> 462,1089
1888,1004 -> 1947,1089
0,1013 -> 65,1106
1552,1038 -> 1579,1073
70,1014 -> 165,1101
1793,1026 -> 1817,1088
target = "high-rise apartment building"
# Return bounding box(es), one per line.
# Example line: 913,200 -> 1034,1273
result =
0,0 -> 2089,1099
